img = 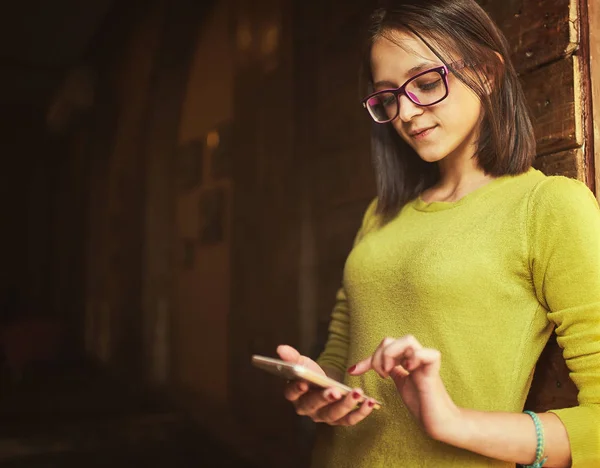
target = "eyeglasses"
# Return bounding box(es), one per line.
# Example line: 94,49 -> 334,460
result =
362,65 -> 451,124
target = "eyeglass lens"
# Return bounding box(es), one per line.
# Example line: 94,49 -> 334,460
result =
366,70 -> 447,122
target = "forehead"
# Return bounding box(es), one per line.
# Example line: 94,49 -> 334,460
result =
370,31 -> 441,83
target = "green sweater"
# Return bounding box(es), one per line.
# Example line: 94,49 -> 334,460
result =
314,169 -> 600,467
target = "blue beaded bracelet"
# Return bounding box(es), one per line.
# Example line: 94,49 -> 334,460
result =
523,411 -> 548,468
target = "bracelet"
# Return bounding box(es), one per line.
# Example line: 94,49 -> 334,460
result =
523,411 -> 548,468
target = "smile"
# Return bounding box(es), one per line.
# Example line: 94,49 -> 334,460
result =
410,126 -> 437,140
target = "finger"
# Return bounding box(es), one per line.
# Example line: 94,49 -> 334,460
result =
372,337 -> 395,378
390,364 -> 410,380
283,380 -> 310,402
380,335 -> 423,374
405,348 -> 441,373
277,345 -> 324,375
382,340 -> 404,376
295,387 -> 341,417
348,336 -> 394,377
277,345 -> 301,364
389,363 -> 411,390
335,398 -> 377,426
348,356 -> 373,376
396,346 -> 414,374
316,388 -> 364,422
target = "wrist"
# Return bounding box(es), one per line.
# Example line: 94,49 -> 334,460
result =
430,405 -> 473,446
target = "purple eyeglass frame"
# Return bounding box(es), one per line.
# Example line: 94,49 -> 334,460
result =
362,64 -> 452,124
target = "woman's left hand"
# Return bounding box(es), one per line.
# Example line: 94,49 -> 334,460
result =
349,335 -> 462,441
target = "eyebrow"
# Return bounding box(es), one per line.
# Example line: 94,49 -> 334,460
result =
373,61 -> 437,89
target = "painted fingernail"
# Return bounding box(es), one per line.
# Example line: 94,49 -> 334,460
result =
328,393 -> 337,401
347,365 -> 356,373
368,400 -> 375,407
352,390 -> 361,400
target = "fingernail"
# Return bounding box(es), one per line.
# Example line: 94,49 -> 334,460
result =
347,365 -> 356,373
352,390 -> 361,400
328,393 -> 337,401
368,400 -> 375,408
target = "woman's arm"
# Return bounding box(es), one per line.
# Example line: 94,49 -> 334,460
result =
528,177 -> 600,467
439,408 -> 571,467
350,336 -> 573,466
439,178 -> 600,467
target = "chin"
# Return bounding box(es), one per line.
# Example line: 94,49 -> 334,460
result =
415,150 -> 448,164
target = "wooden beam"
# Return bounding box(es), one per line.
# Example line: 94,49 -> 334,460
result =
481,0 -> 579,73
588,0 -> 600,199
533,148 -> 585,180
525,334 -> 578,413
522,56 -> 583,156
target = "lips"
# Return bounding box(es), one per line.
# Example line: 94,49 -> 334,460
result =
409,126 -> 436,137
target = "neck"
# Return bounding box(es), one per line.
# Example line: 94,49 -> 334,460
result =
423,154 -> 494,203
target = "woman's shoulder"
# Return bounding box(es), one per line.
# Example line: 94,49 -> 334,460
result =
528,172 -> 598,213
524,172 -> 600,241
363,197 -> 379,218
360,197 -> 382,233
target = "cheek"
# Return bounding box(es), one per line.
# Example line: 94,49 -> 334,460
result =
438,91 -> 482,135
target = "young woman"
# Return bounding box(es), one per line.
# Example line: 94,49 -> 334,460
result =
278,0 -> 600,467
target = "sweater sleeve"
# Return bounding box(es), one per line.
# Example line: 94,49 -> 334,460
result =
316,198 -> 380,376
528,177 -> 600,467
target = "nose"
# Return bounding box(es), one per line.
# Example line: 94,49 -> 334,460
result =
397,94 -> 424,122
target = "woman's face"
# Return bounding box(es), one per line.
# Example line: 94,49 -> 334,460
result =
370,31 -> 483,165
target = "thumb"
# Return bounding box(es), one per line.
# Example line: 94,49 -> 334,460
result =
390,364 -> 410,387
276,345 -> 325,375
277,344 -> 301,364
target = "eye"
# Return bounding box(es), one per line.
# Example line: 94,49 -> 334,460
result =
381,94 -> 396,107
416,78 -> 442,92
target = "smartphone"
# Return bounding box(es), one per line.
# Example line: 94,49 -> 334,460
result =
251,355 -> 382,409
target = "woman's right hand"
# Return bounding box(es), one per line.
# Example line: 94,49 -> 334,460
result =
276,344 -> 377,426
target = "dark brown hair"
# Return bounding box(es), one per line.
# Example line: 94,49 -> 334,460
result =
364,0 -> 535,218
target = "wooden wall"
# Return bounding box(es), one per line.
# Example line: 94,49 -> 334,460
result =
481,0 -> 589,183
588,0 -> 600,193
480,0 -> 591,412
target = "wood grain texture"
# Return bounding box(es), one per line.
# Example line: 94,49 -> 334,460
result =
480,0 -> 578,73
533,148 -> 584,180
522,56 -> 582,156
588,0 -> 600,200
524,334 -> 579,413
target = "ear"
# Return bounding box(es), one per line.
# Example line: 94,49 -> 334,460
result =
483,52 -> 505,95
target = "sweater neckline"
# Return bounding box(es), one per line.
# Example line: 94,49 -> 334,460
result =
412,168 -> 538,212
